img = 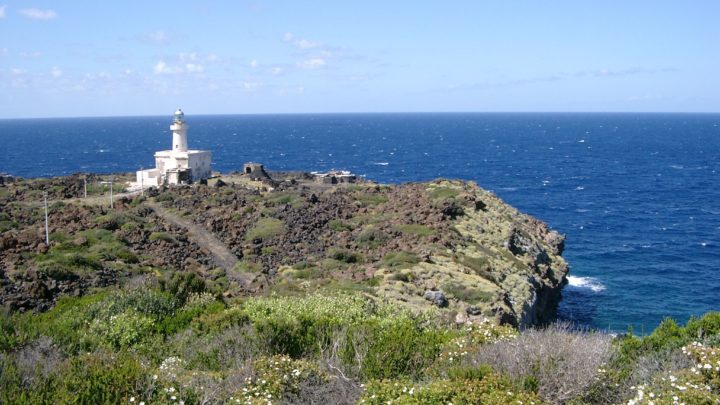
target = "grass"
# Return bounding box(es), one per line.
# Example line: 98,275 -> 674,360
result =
429,187 -> 459,200
35,230 -> 138,278
382,251 -> 421,269
328,219 -> 354,232
458,254 -> 496,283
245,218 -> 285,241
233,260 -> 262,273
395,224 -> 435,237
356,226 -> 389,248
442,282 -> 493,304
354,193 -> 388,207
327,248 -> 363,264
149,231 -> 178,244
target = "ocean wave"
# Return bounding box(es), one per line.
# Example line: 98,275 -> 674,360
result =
372,162 -> 389,166
567,275 -> 606,292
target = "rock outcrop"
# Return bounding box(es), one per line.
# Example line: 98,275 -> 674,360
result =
0,173 -> 568,326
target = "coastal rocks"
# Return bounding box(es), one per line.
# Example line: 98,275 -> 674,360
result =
424,290 -> 448,307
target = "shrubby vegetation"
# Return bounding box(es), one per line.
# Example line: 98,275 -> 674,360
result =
2,279 -> 717,403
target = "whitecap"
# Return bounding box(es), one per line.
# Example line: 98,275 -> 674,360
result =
373,162 -> 389,166
670,164 -> 684,170
575,186 -> 585,190
567,276 -> 606,292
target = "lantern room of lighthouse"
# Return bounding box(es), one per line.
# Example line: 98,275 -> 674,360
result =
135,109 -> 212,186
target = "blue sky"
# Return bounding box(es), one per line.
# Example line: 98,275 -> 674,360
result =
0,1 -> 718,118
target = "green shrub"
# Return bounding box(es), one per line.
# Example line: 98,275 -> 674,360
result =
360,319 -> 447,380
382,251 -> 421,269
395,224 -> 435,237
149,231 -> 177,244
442,282 -> 493,304
190,307 -> 249,334
458,254 -> 496,282
328,219 -> 354,232
361,371 -> 541,404
233,260 -> 262,273
54,352 -> 145,404
245,218 -> 284,241
89,309 -> 154,348
389,271 -> 416,283
429,186 -> 459,200
269,193 -> 295,205
356,227 -> 389,248
354,193 -> 388,207
160,271 -> 206,304
327,248 -> 363,264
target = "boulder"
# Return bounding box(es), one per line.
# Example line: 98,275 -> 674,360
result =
424,290 -> 448,307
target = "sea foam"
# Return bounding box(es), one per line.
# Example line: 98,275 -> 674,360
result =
567,275 -> 606,293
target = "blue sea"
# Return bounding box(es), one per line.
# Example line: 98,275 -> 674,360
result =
1,113 -> 718,332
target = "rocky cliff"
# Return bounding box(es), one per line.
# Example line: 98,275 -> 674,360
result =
0,173 -> 567,326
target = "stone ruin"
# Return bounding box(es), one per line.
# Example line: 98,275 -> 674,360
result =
312,170 -> 357,185
243,162 -> 272,181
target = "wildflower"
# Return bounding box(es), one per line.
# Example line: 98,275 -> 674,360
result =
130,397 -> 135,403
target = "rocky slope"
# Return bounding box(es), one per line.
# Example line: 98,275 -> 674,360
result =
0,173 -> 567,326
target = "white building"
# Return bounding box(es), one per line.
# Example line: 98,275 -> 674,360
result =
136,109 -> 212,186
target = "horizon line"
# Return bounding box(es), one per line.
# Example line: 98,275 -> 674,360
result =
2,110 -> 720,121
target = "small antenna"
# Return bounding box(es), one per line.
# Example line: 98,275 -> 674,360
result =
43,191 -> 49,245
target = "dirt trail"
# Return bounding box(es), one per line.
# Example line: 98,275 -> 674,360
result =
147,201 -> 253,286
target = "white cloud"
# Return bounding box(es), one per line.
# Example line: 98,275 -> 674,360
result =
185,63 -> 204,73
250,59 -> 258,68
297,58 -> 326,69
295,39 -> 319,49
147,30 -> 169,44
0,5 -> 6,19
283,32 -> 321,50
270,67 -> 284,75
50,67 -> 62,78
10,68 -> 25,75
154,61 -> 181,74
179,52 -> 197,62
154,60 -> 204,74
19,8 -> 57,20
242,81 -> 263,90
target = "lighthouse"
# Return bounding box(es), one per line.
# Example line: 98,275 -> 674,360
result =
171,108 -> 189,152
135,109 -> 212,186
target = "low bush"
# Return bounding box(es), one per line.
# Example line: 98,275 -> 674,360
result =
442,282 -> 493,304
356,226 -> 389,248
395,223 -> 435,237
429,186 -> 460,200
461,322 -> 613,404
328,219 -> 354,232
327,248 -> 363,264
360,371 -> 542,404
149,231 -> 177,244
245,217 -> 284,241
382,251 -> 420,269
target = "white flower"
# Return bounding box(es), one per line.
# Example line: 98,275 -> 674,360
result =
130,397 -> 135,402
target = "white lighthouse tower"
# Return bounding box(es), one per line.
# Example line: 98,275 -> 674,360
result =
171,108 -> 189,152
135,109 -> 212,187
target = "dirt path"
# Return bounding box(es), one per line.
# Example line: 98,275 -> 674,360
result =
147,201 -> 253,286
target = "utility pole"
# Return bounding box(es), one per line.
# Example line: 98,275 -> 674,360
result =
140,167 -> 144,197
84,176 -> 87,198
109,178 -> 114,209
43,192 -> 49,245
